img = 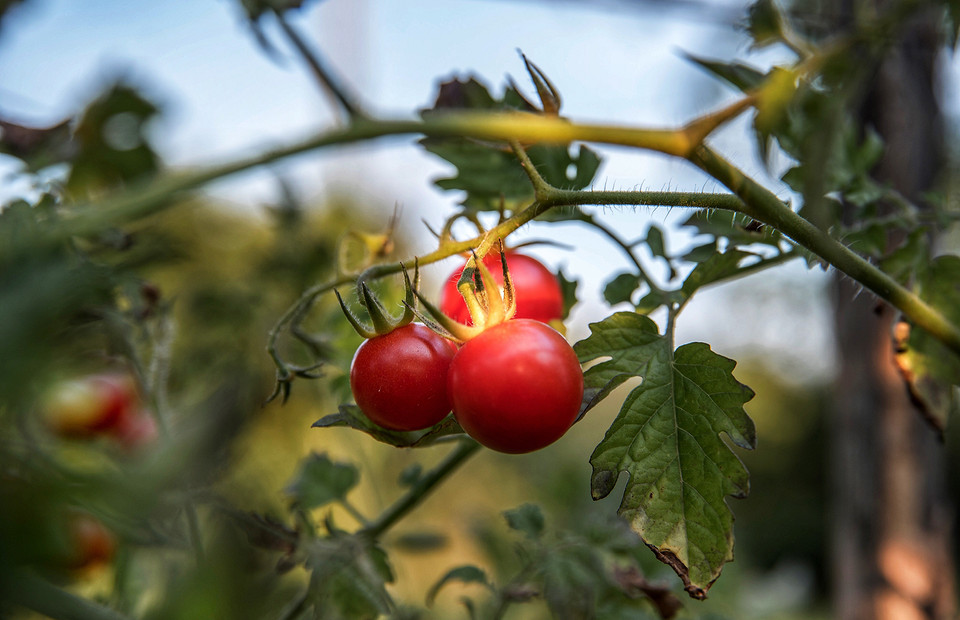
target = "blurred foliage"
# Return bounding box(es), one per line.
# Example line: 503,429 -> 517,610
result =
3,0 -> 960,618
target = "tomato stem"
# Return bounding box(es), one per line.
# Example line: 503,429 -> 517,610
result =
360,439 -> 480,540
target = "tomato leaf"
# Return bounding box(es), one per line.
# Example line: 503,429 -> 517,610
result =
894,255 -> 960,432
680,249 -> 754,300
503,503 -> 545,539
574,312 -> 756,598
557,268 -> 579,320
426,565 -> 491,607
603,272 -> 643,306
285,453 -> 358,511
419,76 -> 601,211
681,210 -> 781,248
312,404 -> 465,447
306,533 -> 394,617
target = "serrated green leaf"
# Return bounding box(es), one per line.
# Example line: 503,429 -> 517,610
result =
286,453 -> 358,510
896,255 -> 960,431
504,503 -> 545,539
426,565 -> 491,607
680,249 -> 753,299
419,76 -> 601,211
574,312 -> 756,597
312,404 -> 465,447
603,272 -> 642,306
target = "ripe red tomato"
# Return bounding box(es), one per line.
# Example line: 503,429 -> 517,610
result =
447,319 -> 583,454
65,513 -> 116,570
44,373 -> 137,438
111,410 -> 159,450
350,323 -> 457,431
440,251 -> 563,325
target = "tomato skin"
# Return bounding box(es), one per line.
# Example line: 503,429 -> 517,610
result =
440,252 -> 564,325
448,319 -> 583,454
111,410 -> 159,450
350,323 -> 457,431
65,513 -> 116,570
45,373 -> 137,438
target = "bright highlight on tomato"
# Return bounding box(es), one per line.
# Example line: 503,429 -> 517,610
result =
447,319 -> 583,454
44,373 -> 136,437
44,372 -> 159,451
440,251 -> 563,325
350,323 -> 457,431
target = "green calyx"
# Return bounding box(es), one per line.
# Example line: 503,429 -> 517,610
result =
410,246 -> 517,343
335,261 -> 420,339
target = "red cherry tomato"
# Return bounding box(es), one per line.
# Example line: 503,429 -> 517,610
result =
447,319 -> 583,454
350,323 -> 457,431
65,513 -> 116,570
111,409 -> 159,450
45,373 -> 137,438
440,251 -> 563,325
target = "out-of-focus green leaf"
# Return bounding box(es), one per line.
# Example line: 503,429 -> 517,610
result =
880,229 -> 929,284
681,241 -> 718,263
557,268 -> 579,320
645,224 -> 667,261
503,503 -> 545,539
574,312 -> 755,598
684,54 -> 767,92
0,118 -> 73,172
680,249 -> 753,299
306,532 -> 394,618
285,453 -> 358,511
67,82 -> 161,196
895,255 -> 960,431
681,209 -> 781,248
746,0 -> 787,49
603,272 -> 642,306
426,565 -> 491,607
237,0 -> 311,20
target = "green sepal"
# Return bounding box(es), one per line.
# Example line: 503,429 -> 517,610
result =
335,262 -> 421,339
520,51 -> 561,115
334,288 -> 378,340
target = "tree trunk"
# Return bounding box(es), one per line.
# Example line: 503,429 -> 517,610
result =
831,5 -> 955,620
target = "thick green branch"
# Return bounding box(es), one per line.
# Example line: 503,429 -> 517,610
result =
690,144 -> 960,354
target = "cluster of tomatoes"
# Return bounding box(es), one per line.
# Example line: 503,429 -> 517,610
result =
43,372 -> 158,450
347,250 -> 583,454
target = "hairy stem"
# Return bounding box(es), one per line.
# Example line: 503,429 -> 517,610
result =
690,144 -> 960,353
45,108 -> 958,357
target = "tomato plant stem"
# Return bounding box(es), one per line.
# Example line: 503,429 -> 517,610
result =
690,144 -> 960,354
6,572 -> 133,620
360,439 -> 480,540
53,108 -> 959,359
